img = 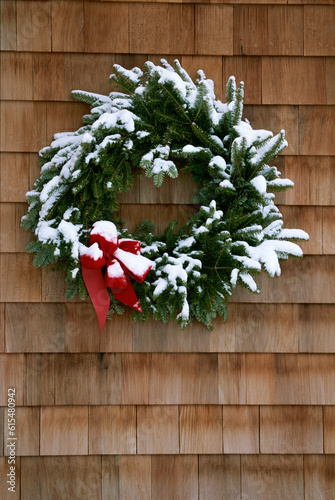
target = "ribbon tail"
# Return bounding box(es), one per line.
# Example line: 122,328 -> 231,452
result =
111,275 -> 142,313
81,266 -> 110,333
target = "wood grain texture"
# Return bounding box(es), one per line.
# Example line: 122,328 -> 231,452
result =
102,456 -> 151,500
132,315 -> 233,353
121,353 -> 149,404
0,304 -> 4,353
25,353 -> 55,406
0,355 -> 24,406
32,53 -> 65,101
1,102 -> 47,152
0,153 -> 30,203
0,1 -> 17,51
284,156 -> 335,206
241,455 -> 304,500
64,53 -> 115,101
262,57 -> 326,105
0,456 -> 20,500
137,405 -> 179,454
246,354 -> 335,405
4,303 -> 131,353
304,6 -> 335,56
218,354 -> 247,405
4,407 -> 39,456
89,405 -> 136,454
222,56 -> 262,104
180,405 -> 223,454
234,6 -> 303,56
219,354 -> 335,405
260,406 -> 323,453
54,353 -> 122,405
149,353 -> 218,404
84,2 -> 129,53
17,1 -> 52,52
21,456 -> 101,500
6,303 -> 326,354
298,305 -> 335,353
5,304 -> 66,353
1,0 -> 335,494
0,203 -> 32,252
304,455 -> 335,500
133,304 -> 299,353
223,406 -> 259,454
274,354 -> 335,404
199,455 -> 240,500
64,303 -> 133,353
323,406 -> 335,453
51,0 -> 85,52
129,4 -> 194,54
299,106 -> 335,155
322,207 -> 335,254
326,57 -> 335,104
151,455 -> 198,500
0,52 -> 33,100
0,254 -> 41,302
41,268 -> 79,303
40,406 -> 89,455
195,5 -> 233,56
0,407 -> 3,456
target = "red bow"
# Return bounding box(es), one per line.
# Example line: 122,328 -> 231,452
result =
79,221 -> 152,332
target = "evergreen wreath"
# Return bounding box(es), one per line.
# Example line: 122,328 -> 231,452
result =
22,59 -> 308,330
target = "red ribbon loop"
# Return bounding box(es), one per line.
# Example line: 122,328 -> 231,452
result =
79,221 -> 152,332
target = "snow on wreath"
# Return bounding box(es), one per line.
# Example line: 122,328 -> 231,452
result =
22,59 -> 309,332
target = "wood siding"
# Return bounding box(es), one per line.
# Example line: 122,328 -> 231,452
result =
1,0 -> 334,498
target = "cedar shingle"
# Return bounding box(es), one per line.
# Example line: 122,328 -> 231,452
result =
149,353 -> 219,404
84,2 -> 129,53
137,405 -> 179,454
241,455 -> 304,500
0,1 -> 17,51
89,405 -> 136,454
304,456 -> 335,500
54,354 -> 122,405
51,0 -> 84,52
40,406 -> 89,455
262,57 -> 326,105
195,5 -> 233,56
4,407 -> 39,456
17,1 -> 52,52
304,6 -> 335,56
151,456 -> 198,500
199,455 -> 241,500
180,405 -> 223,454
32,54 -> 65,101
0,53 -> 33,100
0,154 -> 30,203
25,353 -> 55,406
223,405 -> 259,454
1,102 -> 47,152
102,456 -> 151,500
260,406 -> 323,453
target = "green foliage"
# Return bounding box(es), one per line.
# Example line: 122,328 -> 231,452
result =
22,59 -> 308,331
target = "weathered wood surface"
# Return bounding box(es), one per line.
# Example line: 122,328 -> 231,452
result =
1,0 -> 334,497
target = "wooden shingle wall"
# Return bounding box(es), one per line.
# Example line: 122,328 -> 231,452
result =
1,0 -> 335,498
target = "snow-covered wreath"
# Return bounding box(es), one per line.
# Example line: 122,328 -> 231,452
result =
22,59 -> 308,331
